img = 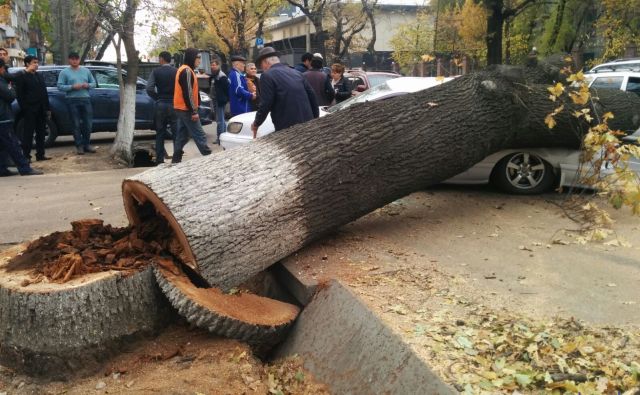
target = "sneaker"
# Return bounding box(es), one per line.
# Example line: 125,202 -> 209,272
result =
0,169 -> 18,177
36,156 -> 52,161
19,168 -> 44,176
84,146 -> 97,153
76,146 -> 85,155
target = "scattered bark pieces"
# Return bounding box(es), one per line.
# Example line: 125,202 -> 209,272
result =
7,216 -> 186,285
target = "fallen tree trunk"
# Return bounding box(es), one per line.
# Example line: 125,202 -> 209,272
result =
122,68 -> 640,289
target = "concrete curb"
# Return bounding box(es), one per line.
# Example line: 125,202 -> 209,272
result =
276,280 -> 454,395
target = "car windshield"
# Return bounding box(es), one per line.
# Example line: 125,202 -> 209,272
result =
367,74 -> 398,88
326,81 -> 393,114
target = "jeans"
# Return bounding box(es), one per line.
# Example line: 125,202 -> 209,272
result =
21,105 -> 47,160
0,121 -> 32,174
154,100 -> 177,163
66,98 -> 93,148
215,105 -> 225,141
173,110 -> 212,163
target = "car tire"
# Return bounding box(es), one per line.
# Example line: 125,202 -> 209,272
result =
490,152 -> 556,195
16,117 -> 59,148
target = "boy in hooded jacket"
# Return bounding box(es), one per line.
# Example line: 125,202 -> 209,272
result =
172,48 -> 212,163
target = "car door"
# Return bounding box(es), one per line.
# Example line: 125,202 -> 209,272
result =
91,68 -> 121,131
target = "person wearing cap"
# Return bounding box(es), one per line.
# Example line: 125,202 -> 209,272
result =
294,52 -> 313,74
0,58 -> 43,176
251,47 -> 318,137
228,55 -> 255,116
312,52 -> 332,75
304,56 -> 334,106
172,48 -> 212,163
146,51 -> 177,165
14,55 -> 51,162
57,52 -> 97,155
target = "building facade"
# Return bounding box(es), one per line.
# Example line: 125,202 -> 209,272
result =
261,2 -> 426,71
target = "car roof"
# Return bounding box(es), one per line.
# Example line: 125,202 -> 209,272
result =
585,71 -> 640,79
589,60 -> 640,73
383,76 -> 457,92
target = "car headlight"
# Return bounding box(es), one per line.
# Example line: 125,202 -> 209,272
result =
200,91 -> 211,103
226,122 -> 243,134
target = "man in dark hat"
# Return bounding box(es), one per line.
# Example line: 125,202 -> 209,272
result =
251,47 -> 318,137
57,51 -> 97,155
228,54 -> 255,116
171,48 -> 212,164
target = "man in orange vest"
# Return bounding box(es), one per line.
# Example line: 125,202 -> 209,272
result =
172,48 -> 212,164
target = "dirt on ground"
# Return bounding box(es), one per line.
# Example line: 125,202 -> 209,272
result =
29,145 -> 129,174
0,324 -> 330,395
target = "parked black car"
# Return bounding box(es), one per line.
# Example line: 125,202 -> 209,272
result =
8,65 -> 214,147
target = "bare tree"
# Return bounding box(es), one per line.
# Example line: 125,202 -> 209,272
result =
328,1 -> 368,62
286,0 -> 330,58
88,0 -> 142,165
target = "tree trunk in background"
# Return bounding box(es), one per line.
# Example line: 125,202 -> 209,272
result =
95,32 -> 115,60
122,67 -> 640,290
486,0 -> 505,65
110,0 -> 139,166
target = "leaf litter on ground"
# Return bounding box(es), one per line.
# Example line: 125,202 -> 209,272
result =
352,266 -> 640,395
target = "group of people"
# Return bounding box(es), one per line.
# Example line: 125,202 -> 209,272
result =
0,50 -> 100,177
0,48 -> 50,176
207,49 -> 353,142
1,46 -> 355,176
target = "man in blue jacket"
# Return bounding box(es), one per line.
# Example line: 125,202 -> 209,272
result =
251,47 -> 318,137
228,55 -> 255,116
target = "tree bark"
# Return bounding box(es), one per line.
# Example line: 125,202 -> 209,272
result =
154,264 -> 300,345
0,247 -> 170,378
486,0 -> 504,65
122,68 -> 640,290
109,2 -> 139,166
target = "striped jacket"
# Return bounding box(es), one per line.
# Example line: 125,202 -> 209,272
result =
228,68 -> 252,116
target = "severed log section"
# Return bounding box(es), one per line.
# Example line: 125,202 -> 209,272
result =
123,67 -> 640,290
154,259 -> 300,345
0,219 -> 176,377
0,246 -> 170,378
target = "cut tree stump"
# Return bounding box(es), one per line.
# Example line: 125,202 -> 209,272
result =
122,67 -> 640,290
153,259 -> 300,345
0,245 -> 171,378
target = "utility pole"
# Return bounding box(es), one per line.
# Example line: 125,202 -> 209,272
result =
432,0 -> 440,53
305,16 -> 311,52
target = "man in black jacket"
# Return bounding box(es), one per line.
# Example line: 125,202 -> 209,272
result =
251,47 -> 318,137
15,55 -> 51,161
304,56 -> 334,106
209,58 -> 229,143
146,51 -> 177,165
0,59 -> 42,176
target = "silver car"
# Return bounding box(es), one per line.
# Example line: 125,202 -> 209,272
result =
220,76 -> 640,194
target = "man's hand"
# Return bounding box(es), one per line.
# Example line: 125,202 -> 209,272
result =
191,113 -> 200,122
251,123 -> 258,139
72,83 -> 83,90
252,92 -> 257,100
